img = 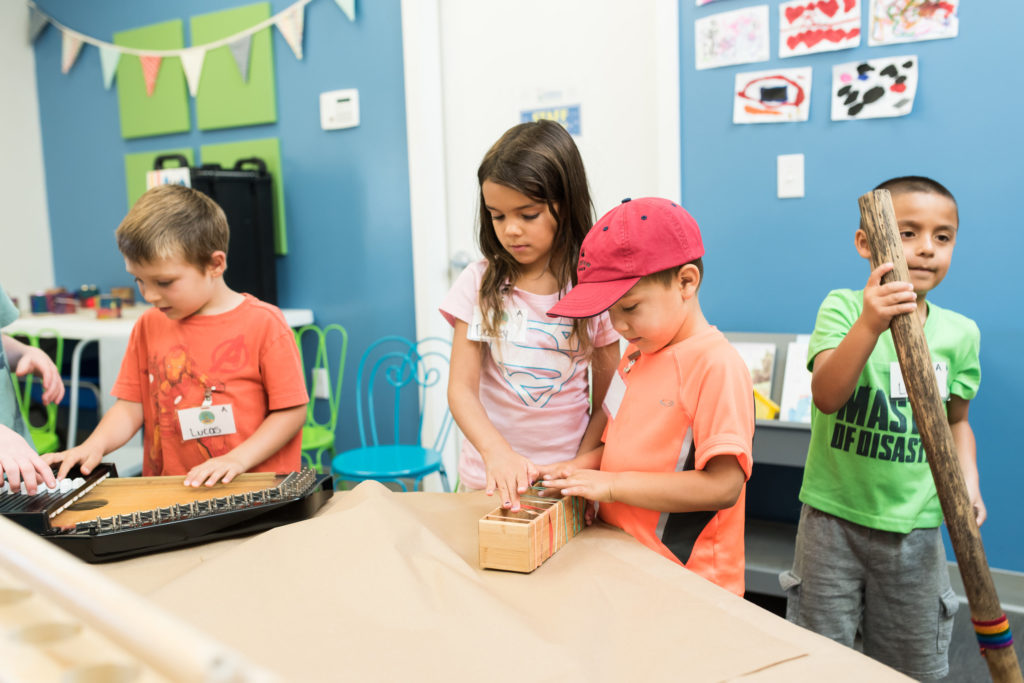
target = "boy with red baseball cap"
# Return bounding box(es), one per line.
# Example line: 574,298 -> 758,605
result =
540,197 -> 754,595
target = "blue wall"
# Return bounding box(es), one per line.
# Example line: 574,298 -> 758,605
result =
680,2 -> 1024,571
32,0 -> 415,455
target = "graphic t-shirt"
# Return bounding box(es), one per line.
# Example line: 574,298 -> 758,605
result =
599,327 -> 754,596
440,260 -> 619,490
113,294 -> 308,476
0,289 -> 31,443
799,289 -> 981,533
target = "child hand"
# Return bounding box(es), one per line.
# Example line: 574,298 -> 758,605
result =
971,490 -> 987,527
13,345 -> 65,405
860,262 -> 917,336
534,461 -> 576,497
46,444 -> 104,480
184,455 -> 246,487
540,468 -> 616,504
0,425 -> 56,494
485,449 -> 539,512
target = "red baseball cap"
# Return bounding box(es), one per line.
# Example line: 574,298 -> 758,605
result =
547,197 -> 704,318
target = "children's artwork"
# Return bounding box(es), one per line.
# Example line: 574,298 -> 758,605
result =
733,67 -> 811,124
730,342 -> 776,397
695,5 -> 771,70
696,0 -> 727,5
831,55 -> 917,120
868,0 -> 958,46
779,0 -> 861,58
779,338 -> 813,423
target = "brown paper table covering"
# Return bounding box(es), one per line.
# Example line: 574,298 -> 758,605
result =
96,482 -> 909,681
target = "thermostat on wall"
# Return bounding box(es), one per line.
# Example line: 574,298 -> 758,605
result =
320,89 -> 360,130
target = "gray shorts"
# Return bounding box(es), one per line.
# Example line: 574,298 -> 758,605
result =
780,504 -> 959,680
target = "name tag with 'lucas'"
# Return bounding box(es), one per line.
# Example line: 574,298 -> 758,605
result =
467,306 -> 527,343
890,361 -> 949,401
177,404 -> 237,441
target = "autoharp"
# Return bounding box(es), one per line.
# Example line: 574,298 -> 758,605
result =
0,464 -> 332,562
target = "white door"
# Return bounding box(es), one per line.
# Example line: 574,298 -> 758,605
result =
402,0 -> 680,488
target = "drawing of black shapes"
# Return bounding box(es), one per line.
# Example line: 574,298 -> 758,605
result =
839,58 -> 915,118
857,63 -> 876,76
837,84 -> 859,105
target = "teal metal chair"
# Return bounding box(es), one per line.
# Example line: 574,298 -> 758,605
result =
295,323 -> 349,474
9,330 -> 62,454
331,336 -> 452,492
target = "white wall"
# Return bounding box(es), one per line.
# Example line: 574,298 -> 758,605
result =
0,2 -> 55,306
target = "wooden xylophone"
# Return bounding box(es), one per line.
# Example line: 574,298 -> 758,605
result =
0,465 -> 332,563
478,488 -> 585,573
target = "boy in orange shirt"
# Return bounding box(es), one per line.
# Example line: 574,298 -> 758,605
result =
541,197 -> 754,595
48,185 -> 308,486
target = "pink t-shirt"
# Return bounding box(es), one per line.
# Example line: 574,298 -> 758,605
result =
440,260 -> 619,489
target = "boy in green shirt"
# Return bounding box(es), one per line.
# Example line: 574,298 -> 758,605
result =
782,177 -> 983,680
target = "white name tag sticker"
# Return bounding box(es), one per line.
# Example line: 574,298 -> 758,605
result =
603,371 -> 627,420
889,361 -> 949,401
467,305 -> 528,343
177,404 -> 237,441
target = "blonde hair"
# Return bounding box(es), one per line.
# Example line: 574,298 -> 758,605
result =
116,185 -> 229,268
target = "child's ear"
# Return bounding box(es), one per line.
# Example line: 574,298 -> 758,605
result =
854,230 -> 873,260
678,264 -> 700,298
206,250 -> 228,277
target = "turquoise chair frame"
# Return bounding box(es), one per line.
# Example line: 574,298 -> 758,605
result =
295,323 -> 349,474
9,330 -> 62,454
331,336 -> 453,492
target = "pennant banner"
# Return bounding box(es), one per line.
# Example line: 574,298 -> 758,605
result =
179,48 -> 206,97
139,55 -> 162,97
228,35 -> 252,83
28,7 -> 49,43
277,5 -> 306,60
60,30 -> 83,74
334,0 -> 355,22
98,44 -> 120,89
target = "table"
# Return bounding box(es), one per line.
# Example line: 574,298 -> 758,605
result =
5,305 -> 313,475
93,484 -> 911,681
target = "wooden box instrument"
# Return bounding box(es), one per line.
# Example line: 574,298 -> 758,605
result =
0,465 -> 332,562
478,490 -> 585,573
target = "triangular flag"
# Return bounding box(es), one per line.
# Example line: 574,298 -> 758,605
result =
228,35 -> 252,82
28,7 -> 49,43
276,4 -> 306,60
139,55 -> 162,97
60,30 -> 84,74
179,48 -> 206,97
98,45 -> 120,90
333,0 -> 355,22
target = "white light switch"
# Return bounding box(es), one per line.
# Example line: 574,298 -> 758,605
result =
320,88 -> 360,130
777,153 -> 805,199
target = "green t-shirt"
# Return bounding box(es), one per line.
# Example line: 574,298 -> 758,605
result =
0,288 -> 32,443
799,289 -> 981,533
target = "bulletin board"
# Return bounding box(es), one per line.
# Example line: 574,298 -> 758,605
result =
113,21 -> 190,139
190,3 -> 278,131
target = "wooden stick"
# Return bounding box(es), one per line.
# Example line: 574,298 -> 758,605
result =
859,189 -> 1022,683
0,515 -> 278,682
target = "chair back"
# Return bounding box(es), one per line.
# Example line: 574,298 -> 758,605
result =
355,336 -> 454,453
9,330 -> 62,450
294,323 -> 349,435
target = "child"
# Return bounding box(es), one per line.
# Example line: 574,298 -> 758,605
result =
781,176 -> 981,680
48,185 -> 308,487
540,197 -> 755,597
1,287 -> 62,493
442,120 -> 621,511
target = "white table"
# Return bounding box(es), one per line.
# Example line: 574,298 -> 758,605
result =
5,305 -> 313,475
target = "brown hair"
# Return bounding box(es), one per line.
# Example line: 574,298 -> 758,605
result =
476,121 -> 595,355
640,258 -> 705,290
116,185 -> 229,269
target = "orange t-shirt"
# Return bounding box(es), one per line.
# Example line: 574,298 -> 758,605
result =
599,327 -> 754,595
112,294 -> 308,476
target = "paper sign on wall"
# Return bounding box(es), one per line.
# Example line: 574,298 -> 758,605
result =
695,5 -> 770,70
779,0 -> 861,58
831,55 -> 918,121
869,0 -> 959,46
733,67 -> 812,124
